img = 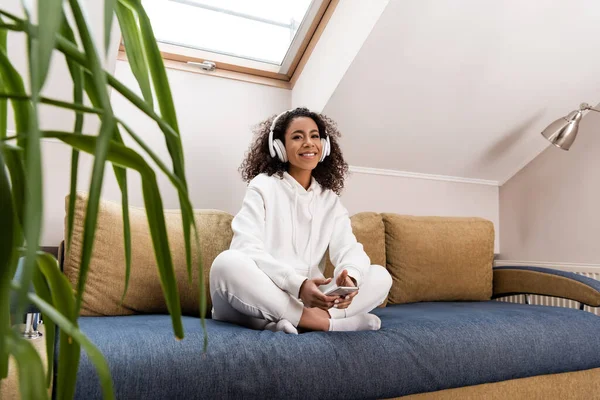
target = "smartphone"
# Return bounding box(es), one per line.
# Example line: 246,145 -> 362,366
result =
323,286 -> 358,297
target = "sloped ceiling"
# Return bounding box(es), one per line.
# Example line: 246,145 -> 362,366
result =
322,0 -> 600,183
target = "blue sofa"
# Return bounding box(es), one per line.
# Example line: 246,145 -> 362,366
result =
21,194 -> 600,399
73,294 -> 600,399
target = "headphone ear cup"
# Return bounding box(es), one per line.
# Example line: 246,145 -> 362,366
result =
320,137 -> 330,162
273,139 -> 287,162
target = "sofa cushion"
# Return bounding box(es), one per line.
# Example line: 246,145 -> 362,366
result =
324,212 -> 386,274
323,212 -> 386,305
382,214 -> 494,304
63,192 -> 233,316
73,302 -> 600,399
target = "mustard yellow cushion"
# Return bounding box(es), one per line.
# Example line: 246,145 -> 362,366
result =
324,212 -> 387,305
63,192 -> 232,316
382,214 -> 494,304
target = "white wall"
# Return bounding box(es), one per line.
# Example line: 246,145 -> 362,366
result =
291,0 -> 389,112
4,1 -> 290,246
5,0 -> 120,246
44,58 -> 500,251
341,172 -> 500,253
5,0 -> 500,251
319,0 -> 600,183
30,59 -> 501,249
41,61 -> 290,245
499,108 -> 600,263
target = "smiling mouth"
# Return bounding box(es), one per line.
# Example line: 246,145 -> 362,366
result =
299,153 -> 316,158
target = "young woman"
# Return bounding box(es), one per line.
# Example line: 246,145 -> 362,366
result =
210,108 -> 392,334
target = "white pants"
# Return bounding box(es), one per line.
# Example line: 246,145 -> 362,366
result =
209,249 -> 392,328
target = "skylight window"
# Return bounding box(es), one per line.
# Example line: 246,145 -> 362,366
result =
138,0 -> 334,85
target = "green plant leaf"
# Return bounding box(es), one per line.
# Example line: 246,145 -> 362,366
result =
67,0 -> 117,316
8,4 -> 43,327
126,0 -> 179,133
79,72 -> 133,304
21,118 -> 43,328
0,281 -> 9,380
0,147 -> 16,379
6,330 -> 50,400
63,11 -> 85,252
0,92 -> 104,116
95,1 -> 191,289
36,0 -> 63,92
111,127 -> 132,303
31,259 -> 56,388
0,9 -> 21,22
1,146 -> 25,375
66,152 -> 81,251
0,15 -> 7,139
0,44 -> 29,149
1,95 -> 185,218
34,252 -> 81,399
3,7 -> 201,335
105,0 -> 116,56
0,91 -> 192,219
53,36 -> 182,146
1,143 -> 25,231
46,131 -> 184,338
115,2 -> 153,107
56,10 -> 117,396
4,95 -> 203,344
2,94 -> 193,223
127,1 -> 196,281
108,70 -> 198,284
116,0 -> 194,282
118,122 -> 205,328
9,281 -> 115,400
59,11 -> 85,257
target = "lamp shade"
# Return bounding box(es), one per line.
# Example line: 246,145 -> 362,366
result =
541,109 -> 583,150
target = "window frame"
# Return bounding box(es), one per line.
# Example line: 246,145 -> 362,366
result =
119,0 -> 338,89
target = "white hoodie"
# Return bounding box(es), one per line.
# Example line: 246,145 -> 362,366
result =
230,171 -> 371,298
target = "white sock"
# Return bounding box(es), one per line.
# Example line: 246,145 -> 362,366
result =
264,319 -> 298,335
328,313 -> 381,332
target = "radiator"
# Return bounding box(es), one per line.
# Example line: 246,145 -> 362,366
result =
494,271 -> 600,316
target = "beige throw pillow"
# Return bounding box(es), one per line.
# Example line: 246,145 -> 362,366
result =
382,214 -> 494,304
63,192 -> 233,316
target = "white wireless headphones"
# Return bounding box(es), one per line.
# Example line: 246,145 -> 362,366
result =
268,109 -> 331,163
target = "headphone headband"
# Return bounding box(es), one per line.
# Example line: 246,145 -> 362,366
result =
269,109 -> 293,135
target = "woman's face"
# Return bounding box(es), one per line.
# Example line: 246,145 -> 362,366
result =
283,117 -> 322,172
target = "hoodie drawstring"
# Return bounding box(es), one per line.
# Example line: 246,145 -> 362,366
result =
284,173 -> 317,277
291,191 -> 299,257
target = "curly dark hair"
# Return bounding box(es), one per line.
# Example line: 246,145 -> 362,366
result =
239,107 -> 349,195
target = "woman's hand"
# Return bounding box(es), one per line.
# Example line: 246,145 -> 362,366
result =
333,269 -> 359,310
299,277 -> 338,310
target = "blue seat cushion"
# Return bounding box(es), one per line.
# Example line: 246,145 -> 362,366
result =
73,301 -> 600,399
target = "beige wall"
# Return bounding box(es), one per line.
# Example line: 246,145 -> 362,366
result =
499,109 -> 600,263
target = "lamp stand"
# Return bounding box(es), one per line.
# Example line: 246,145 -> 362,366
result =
21,312 -> 43,340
